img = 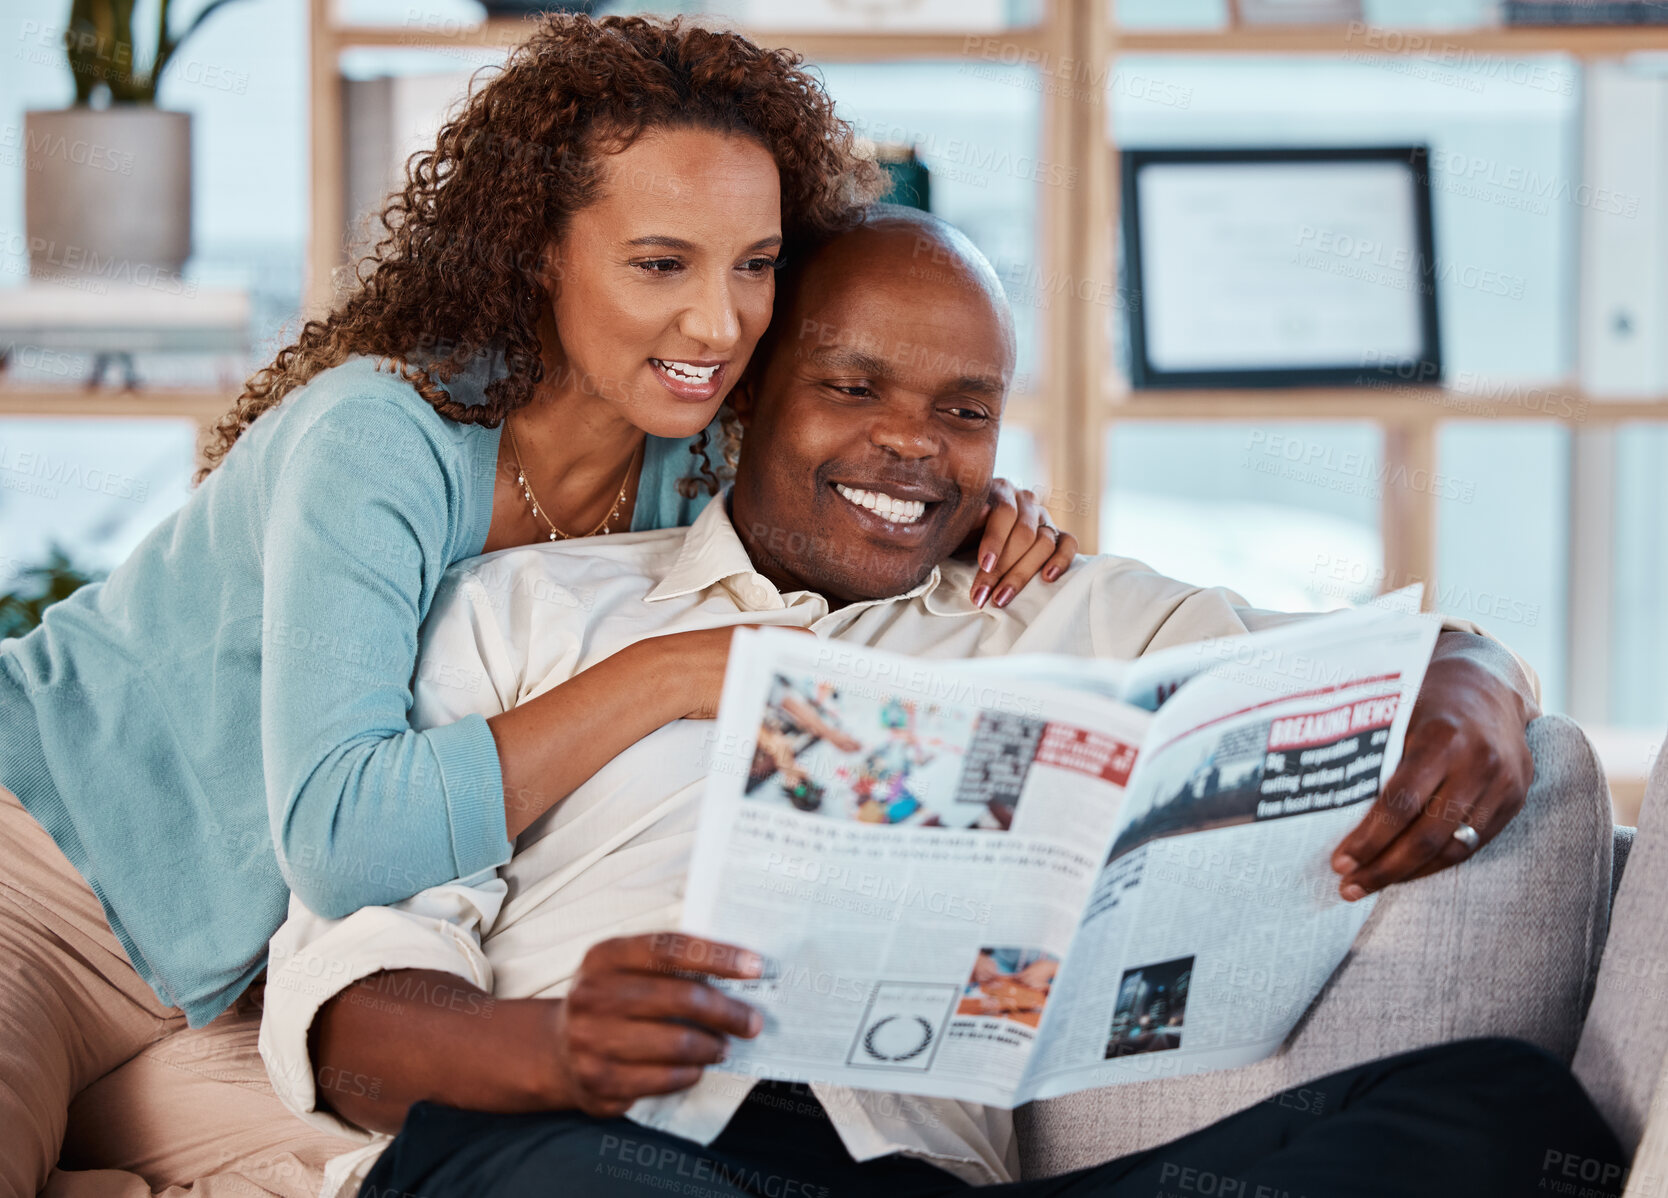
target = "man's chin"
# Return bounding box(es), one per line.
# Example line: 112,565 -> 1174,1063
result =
813,557 -> 941,605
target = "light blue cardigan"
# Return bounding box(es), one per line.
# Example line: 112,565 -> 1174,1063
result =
0,354 -> 718,1026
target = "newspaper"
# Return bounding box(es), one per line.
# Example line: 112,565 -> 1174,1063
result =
680,605 -> 1441,1107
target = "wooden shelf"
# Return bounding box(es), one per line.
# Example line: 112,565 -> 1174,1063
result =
1110,24 -> 1668,57
324,20 -> 1046,61
0,385 -> 231,426
326,16 -> 1668,60
1104,386 -> 1668,424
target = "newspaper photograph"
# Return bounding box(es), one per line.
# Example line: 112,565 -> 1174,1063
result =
680,606 -> 1440,1107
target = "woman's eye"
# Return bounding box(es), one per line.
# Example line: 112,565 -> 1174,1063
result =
739,257 -> 780,275
635,258 -> 683,274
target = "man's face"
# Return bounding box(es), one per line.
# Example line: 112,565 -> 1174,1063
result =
731,225 -> 1014,604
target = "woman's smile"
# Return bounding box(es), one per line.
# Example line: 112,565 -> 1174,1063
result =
649,357 -> 728,402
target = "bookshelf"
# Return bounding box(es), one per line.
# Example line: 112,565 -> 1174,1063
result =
299,0 -> 1668,597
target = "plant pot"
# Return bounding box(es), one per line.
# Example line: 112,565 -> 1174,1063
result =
24,107 -> 192,283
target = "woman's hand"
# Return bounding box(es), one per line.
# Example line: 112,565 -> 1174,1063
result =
635,625 -> 815,721
495,625 -> 817,838
967,478 -> 1078,609
544,933 -> 765,1118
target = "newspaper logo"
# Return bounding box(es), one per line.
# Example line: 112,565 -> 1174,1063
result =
1256,696 -> 1399,820
846,981 -> 958,1073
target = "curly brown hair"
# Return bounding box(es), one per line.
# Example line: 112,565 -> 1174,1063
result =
194,14 -> 881,486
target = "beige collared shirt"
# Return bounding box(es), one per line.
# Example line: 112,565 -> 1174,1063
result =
260,494 -> 1523,1195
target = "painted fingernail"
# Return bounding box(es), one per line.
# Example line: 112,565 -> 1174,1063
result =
993,586 -> 1015,608
740,951 -> 763,976
1341,883 -> 1367,902
1043,566 -> 1061,582
1333,854 -> 1358,875
972,585 -> 991,609
980,552 -> 998,573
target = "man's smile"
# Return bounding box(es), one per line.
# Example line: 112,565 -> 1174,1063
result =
833,483 -> 929,526
826,478 -> 956,547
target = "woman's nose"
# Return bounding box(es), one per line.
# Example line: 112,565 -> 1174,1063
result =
679,272 -> 741,351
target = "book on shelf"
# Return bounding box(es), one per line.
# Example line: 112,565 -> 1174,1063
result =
732,0 -> 1007,31
1233,0 -> 1365,24
1578,63 -> 1668,398
343,73 -> 475,256
1502,1 -> 1668,24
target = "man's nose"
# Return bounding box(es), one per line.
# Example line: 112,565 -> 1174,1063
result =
678,270 -> 741,351
869,411 -> 938,460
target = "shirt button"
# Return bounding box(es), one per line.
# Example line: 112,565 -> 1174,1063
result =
739,580 -> 777,608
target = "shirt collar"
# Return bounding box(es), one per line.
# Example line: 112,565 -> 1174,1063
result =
645,492 -> 765,604
646,492 -> 961,616
920,562 -> 984,617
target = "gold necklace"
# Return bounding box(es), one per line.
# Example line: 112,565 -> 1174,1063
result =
505,417 -> 638,541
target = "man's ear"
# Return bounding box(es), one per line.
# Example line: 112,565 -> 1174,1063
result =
728,370 -> 757,427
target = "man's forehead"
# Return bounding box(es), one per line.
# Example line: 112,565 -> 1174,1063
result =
801,224 -> 992,297
781,250 -> 1014,389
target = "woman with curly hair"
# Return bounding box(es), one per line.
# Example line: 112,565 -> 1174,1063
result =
0,14 -> 1075,1195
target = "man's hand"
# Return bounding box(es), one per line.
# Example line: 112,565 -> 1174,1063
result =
1330,633 -> 1538,901
308,934 -> 763,1134
548,933 -> 765,1118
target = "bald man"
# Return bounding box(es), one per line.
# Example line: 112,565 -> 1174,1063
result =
259,209 -> 1619,1198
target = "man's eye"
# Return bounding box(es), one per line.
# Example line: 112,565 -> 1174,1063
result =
946,406 -> 990,422
827,383 -> 873,398
635,258 -> 683,274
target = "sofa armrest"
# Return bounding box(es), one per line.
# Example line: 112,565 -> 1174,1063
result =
1575,735 -> 1668,1156
1017,713 -> 1615,1179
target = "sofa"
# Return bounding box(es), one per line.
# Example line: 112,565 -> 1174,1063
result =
52,713 -> 1657,1192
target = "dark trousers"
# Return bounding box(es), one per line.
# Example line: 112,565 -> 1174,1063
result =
359,1038 -> 1626,1198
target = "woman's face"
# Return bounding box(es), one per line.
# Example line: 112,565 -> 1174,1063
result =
543,126 -> 784,440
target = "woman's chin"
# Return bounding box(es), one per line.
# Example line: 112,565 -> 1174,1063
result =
629,396 -> 730,441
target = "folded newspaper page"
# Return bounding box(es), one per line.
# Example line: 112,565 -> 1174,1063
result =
680,606 -> 1440,1107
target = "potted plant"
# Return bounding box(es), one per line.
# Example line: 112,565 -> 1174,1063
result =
0,547 -> 104,641
24,0 -> 243,285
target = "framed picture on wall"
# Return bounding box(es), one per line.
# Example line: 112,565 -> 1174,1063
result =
1119,145 -> 1442,390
